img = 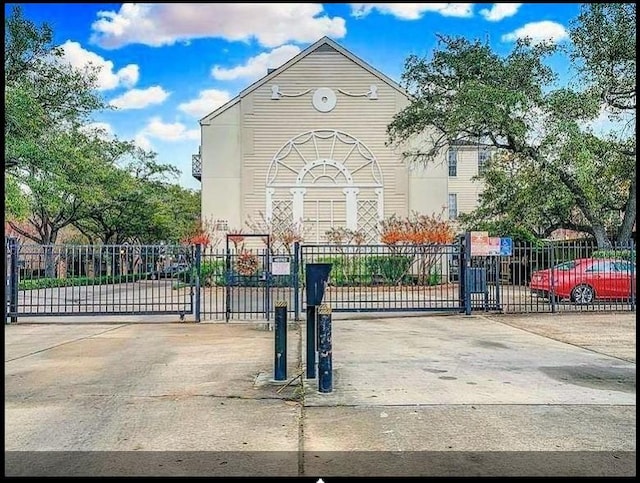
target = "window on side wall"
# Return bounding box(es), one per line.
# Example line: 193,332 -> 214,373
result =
448,193 -> 458,220
478,148 -> 489,175
448,148 -> 457,177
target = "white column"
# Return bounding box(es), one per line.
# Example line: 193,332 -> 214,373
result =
290,188 -> 306,225
265,188 -> 275,222
343,187 -> 360,230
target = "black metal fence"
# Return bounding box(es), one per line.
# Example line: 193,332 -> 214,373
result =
199,245 -> 299,321
487,240 -> 636,313
300,243 -> 461,313
5,241 -> 194,318
4,237 -> 636,323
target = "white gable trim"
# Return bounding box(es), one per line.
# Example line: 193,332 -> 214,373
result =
200,36 -> 409,125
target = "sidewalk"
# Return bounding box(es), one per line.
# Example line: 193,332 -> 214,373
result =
4,312 -> 636,476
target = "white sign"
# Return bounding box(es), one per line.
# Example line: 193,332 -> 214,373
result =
271,256 -> 291,275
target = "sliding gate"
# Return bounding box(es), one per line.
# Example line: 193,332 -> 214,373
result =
299,243 -> 464,313
5,239 -> 193,322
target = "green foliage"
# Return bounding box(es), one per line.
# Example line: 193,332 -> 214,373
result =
198,260 -> 226,286
19,273 -> 148,291
316,256 -> 370,286
5,7 -> 201,249
388,5 -> 636,249
457,216 -> 544,246
364,256 -> 413,284
592,249 -> 635,261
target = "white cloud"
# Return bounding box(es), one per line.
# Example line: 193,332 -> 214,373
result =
90,3 -> 346,49
109,86 -> 171,110
350,3 -> 474,20
134,133 -> 154,151
479,3 -> 522,22
59,40 -> 139,90
178,89 -> 232,118
139,117 -> 199,143
583,106 -> 635,138
81,122 -> 114,140
211,45 -> 301,81
501,21 -> 568,44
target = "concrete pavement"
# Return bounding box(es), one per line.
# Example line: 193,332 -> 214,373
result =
4,312 -> 636,476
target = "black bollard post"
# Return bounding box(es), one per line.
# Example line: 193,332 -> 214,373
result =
317,304 -> 332,393
274,300 -> 288,381
306,305 -> 317,379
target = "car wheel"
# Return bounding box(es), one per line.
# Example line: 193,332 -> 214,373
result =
150,274 -> 157,280
571,284 -> 594,304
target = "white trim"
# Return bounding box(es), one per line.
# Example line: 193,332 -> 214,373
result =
267,130 -> 383,187
344,187 -> 360,230
265,188 -> 275,221
290,188 -> 306,225
200,37 -> 408,123
375,188 -> 384,221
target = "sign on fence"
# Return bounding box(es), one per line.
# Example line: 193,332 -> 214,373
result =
471,232 -> 513,256
500,237 -> 513,256
271,256 -> 291,275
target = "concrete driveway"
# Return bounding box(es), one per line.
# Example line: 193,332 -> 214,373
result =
4,312 -> 635,476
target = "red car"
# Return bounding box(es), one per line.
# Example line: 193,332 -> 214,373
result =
530,258 -> 636,304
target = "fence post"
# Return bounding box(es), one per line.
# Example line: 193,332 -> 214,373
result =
194,243 -> 202,322
549,244 -> 556,313
306,304 -> 317,379
274,300 -> 288,381
225,247 -> 231,322
293,242 -> 300,321
495,256 -> 501,311
457,235 -> 465,312
631,241 -> 636,311
8,237 -> 19,324
317,304 -> 333,393
464,232 -> 472,315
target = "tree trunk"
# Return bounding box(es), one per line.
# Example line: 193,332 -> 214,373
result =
592,224 -> 612,249
617,178 -> 636,244
44,245 -> 56,278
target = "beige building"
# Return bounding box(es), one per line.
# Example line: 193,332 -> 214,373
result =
193,37 -> 486,243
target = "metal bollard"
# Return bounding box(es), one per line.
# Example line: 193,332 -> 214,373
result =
317,304 -> 332,393
306,305 -> 317,379
274,300 -> 287,381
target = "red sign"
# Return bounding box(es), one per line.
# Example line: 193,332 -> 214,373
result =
470,231 -> 489,256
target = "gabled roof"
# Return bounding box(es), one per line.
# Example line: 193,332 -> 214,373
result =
200,36 -> 409,124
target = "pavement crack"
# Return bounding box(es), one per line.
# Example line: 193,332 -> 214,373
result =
4,324 -> 129,363
75,393 -> 297,401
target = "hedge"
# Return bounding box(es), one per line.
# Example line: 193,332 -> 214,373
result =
592,249 -> 635,261
20,272 -> 149,291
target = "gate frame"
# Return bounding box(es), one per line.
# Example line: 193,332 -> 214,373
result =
225,233 -> 271,322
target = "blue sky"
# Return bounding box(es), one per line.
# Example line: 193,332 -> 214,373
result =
7,3 -> 585,190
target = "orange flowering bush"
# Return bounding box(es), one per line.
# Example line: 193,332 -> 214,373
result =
380,211 -> 455,246
379,210 -> 455,285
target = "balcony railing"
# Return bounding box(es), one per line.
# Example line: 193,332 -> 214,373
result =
192,153 -> 201,181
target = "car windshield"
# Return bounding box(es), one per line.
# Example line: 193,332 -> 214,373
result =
613,261 -> 636,273
554,261 -> 577,270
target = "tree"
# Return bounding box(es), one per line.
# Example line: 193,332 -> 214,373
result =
570,3 -> 636,243
8,131 -> 127,276
5,6 -> 104,172
5,4 -> 111,277
72,146 -> 189,245
388,4 -> 635,248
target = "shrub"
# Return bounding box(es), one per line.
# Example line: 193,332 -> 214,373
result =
19,273 -> 148,291
364,255 -> 412,285
592,249 -> 635,261
316,256 -> 370,286
197,259 -> 226,286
